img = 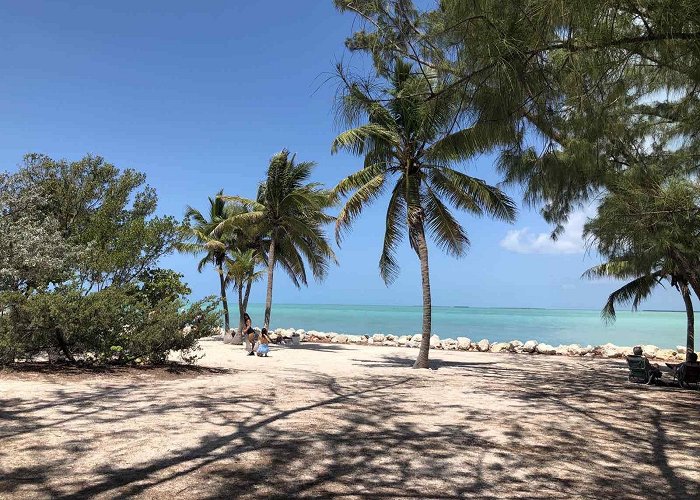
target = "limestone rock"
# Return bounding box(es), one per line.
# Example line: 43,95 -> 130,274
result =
430,335 -> 442,348
386,334 -> 397,341
372,334 -> 386,343
457,337 -> 471,350
411,334 -> 423,343
397,335 -> 409,346
476,339 -> 490,352
442,338 -> 458,351
677,346 -> 687,354
522,340 -> 538,353
536,343 -> 556,355
383,341 -> 399,347
490,342 -> 512,353
331,334 -> 348,343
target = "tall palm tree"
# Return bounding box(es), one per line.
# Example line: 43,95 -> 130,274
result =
584,259 -> 695,361
180,190 -> 234,341
332,60 -> 517,368
221,150 -> 336,330
225,248 -> 265,337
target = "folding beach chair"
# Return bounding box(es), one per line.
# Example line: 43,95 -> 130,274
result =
626,355 -> 660,385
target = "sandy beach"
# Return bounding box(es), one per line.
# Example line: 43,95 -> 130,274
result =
1,339 -> 699,499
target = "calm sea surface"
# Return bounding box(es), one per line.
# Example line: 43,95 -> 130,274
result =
240,304 -> 687,349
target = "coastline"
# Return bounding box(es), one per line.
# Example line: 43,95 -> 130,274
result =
218,327 -> 689,362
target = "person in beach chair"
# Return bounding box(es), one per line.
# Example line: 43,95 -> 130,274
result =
256,328 -> 270,357
675,352 -> 700,388
626,346 -> 662,384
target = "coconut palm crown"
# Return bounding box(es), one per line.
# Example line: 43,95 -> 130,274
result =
331,60 -> 517,368
220,150 -> 337,329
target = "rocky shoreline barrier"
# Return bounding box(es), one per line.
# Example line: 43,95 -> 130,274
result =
215,327 -> 688,361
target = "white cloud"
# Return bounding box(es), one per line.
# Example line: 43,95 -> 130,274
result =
499,209 -> 593,255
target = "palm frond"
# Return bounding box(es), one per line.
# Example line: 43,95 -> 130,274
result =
424,188 -> 469,257
335,174 -> 386,244
602,271 -> 665,322
379,180 -> 407,285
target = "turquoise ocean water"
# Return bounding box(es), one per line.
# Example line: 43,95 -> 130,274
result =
240,304 -> 687,349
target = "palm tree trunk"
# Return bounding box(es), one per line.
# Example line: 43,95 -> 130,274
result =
681,282 -> 695,361
232,285 -> 244,345
412,218 -> 432,369
264,237 -> 276,330
218,261 -> 232,343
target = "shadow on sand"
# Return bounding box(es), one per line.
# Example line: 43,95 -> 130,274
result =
1,352 -> 699,499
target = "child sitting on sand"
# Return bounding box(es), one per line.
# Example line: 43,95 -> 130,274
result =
256,328 -> 270,357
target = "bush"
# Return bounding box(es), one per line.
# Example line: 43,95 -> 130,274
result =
0,274 -> 219,365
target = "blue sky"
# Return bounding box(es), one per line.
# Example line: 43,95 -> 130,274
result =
0,1 -> 686,310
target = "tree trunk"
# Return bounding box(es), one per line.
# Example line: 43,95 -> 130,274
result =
264,238 -> 276,330
218,261 -> 232,343
54,327 -> 75,363
681,282 -> 695,361
233,279 -> 253,346
232,284 -> 245,345
412,217 -> 432,369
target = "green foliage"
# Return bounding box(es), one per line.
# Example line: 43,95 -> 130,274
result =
226,150 -> 337,287
220,150 -> 337,329
0,281 -> 219,365
0,153 -> 213,365
332,60 -> 516,283
135,268 -> 192,306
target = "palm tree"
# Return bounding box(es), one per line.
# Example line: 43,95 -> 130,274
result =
584,259 -> 695,361
221,150 -> 336,330
331,60 -> 517,368
180,190 -> 234,341
225,248 -> 265,337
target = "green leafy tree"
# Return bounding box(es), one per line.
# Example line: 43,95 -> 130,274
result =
332,60 -> 516,368
222,150 -> 336,330
584,170 -> 700,359
0,154 -> 213,365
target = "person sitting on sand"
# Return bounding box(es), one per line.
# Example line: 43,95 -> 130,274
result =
243,316 -> 257,356
256,328 -> 270,357
676,351 -> 698,383
630,346 -> 662,380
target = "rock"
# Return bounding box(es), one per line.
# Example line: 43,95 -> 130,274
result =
562,344 -> 583,356
677,346 -> 687,354
457,337 -> 471,350
372,334 -> 386,343
641,345 -> 659,358
598,343 -> 625,358
430,335 -> 442,348
535,343 -> 556,355
367,338 -> 374,345
397,335 -> 409,346
490,342 -> 512,353
332,334 -> 348,343
579,345 -> 594,356
476,339 -> 490,352
653,348 -> 676,359
510,340 -> 523,348
383,341 -> 399,347
411,334 -> 423,343
295,329 -> 305,335
386,334 -> 397,341
522,340 -> 538,353
442,338 -> 458,350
